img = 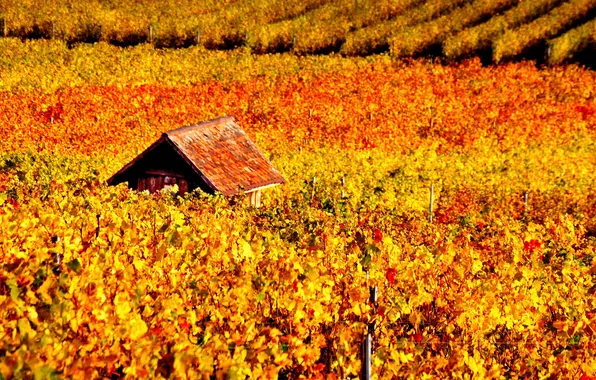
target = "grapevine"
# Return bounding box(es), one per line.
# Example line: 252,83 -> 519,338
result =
1,40 -> 596,378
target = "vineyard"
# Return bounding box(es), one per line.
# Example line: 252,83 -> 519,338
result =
1,0 -> 596,65
1,35 -> 596,377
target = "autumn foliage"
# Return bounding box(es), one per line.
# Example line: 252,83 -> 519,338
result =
1,0 -> 596,63
1,41 -> 596,378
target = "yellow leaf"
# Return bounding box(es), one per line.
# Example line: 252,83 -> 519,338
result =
399,351 -> 413,364
471,260 -> 483,275
18,318 -> 35,338
115,292 -> 131,319
128,316 -> 148,340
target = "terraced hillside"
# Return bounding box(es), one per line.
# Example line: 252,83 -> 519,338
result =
1,0 -> 595,65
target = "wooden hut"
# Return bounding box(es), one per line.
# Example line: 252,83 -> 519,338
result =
107,116 -> 286,206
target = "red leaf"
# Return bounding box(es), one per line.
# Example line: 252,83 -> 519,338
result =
178,316 -> 191,333
386,268 -> 397,285
150,326 -> 163,336
373,229 -> 383,243
523,239 -> 541,253
136,368 -> 149,377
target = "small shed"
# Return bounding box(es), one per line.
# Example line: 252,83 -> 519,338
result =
107,116 -> 286,206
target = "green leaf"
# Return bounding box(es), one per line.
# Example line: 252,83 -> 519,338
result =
365,244 -> 381,254
7,278 -> 19,301
33,365 -> 60,380
256,291 -> 265,302
66,259 -> 81,274
360,253 -> 372,270
167,230 -> 181,245
569,334 -> 581,346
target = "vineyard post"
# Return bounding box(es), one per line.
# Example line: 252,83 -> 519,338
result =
524,191 -> 528,213
361,282 -> 378,380
1,18 -> 6,37
341,176 -> 345,199
149,26 -> 153,45
361,334 -> 372,380
95,213 -> 101,239
429,183 -> 434,222
51,21 -> 55,39
197,31 -> 200,45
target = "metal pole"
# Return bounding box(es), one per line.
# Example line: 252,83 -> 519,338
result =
429,183 -> 434,222
524,191 -> 528,212
369,286 -> 378,304
361,334 -> 372,380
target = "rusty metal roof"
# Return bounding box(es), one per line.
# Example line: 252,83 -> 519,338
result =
112,115 -> 286,196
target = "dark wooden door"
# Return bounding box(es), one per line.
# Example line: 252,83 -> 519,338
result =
138,175 -> 188,195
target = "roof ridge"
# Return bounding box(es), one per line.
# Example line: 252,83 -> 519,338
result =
165,115 -> 235,136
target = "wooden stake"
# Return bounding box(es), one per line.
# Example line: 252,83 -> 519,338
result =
197,31 -> 200,44
429,184 -> 434,223
1,18 -> 6,38
524,191 -> 528,212
51,21 -> 54,39
149,26 -> 153,44
341,176 -> 345,199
